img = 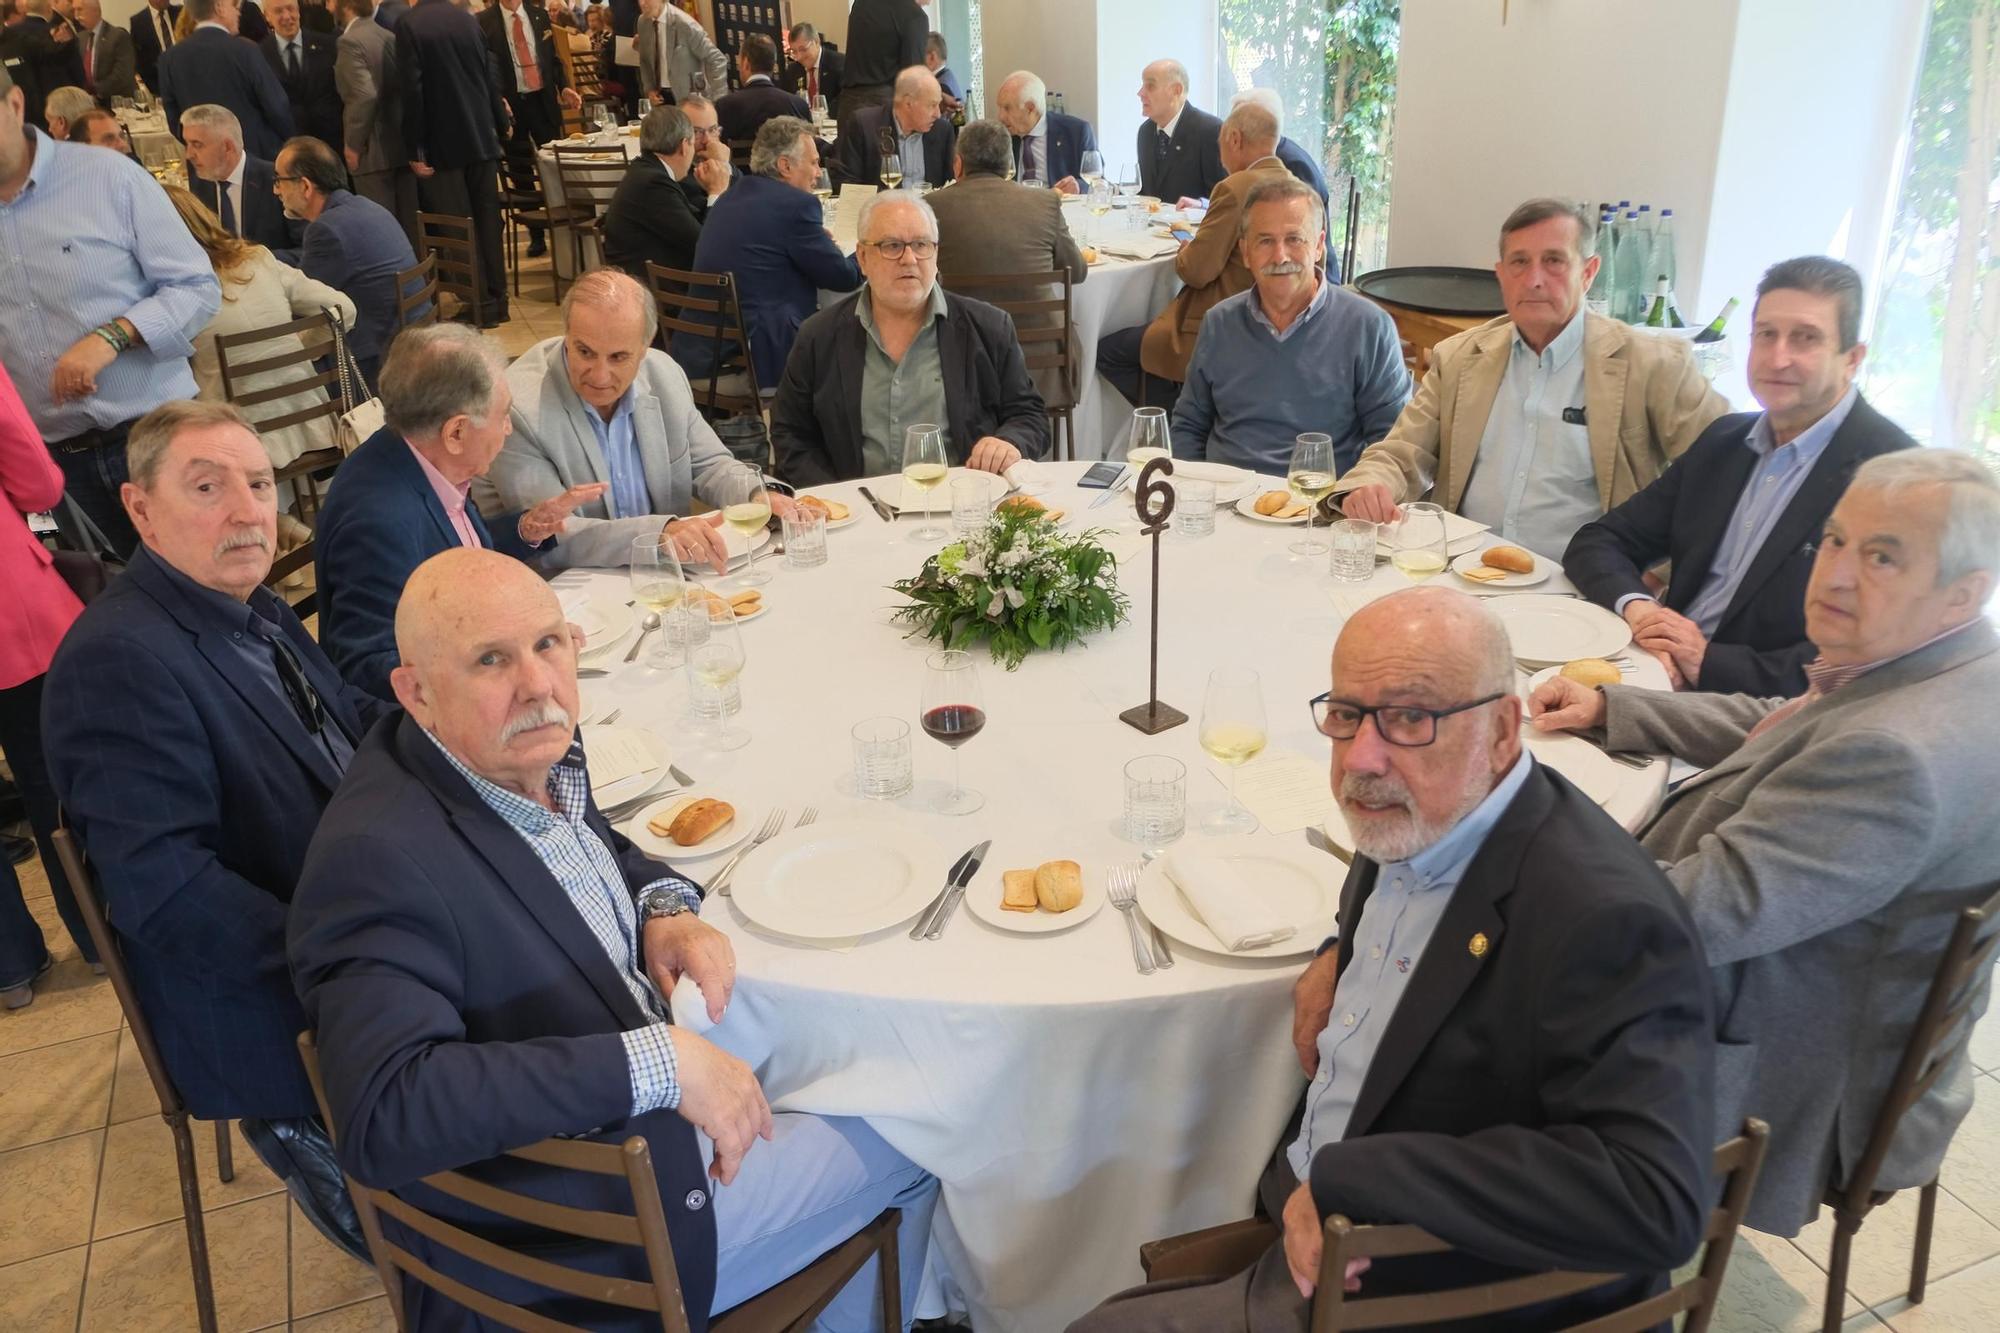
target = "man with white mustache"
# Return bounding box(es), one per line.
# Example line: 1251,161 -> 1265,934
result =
1071,586 -> 1715,1333
44,399 -> 388,1261
1170,176 -> 1408,475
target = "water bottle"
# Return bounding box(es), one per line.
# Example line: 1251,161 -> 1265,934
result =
1648,208 -> 1678,300
1613,211 -> 1646,321
1589,209 -> 1618,318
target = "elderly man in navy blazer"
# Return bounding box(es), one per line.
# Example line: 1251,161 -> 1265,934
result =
996,68 -> 1096,193
290,547 -> 940,1330
1135,57 -> 1225,202
43,401 -> 386,1259
158,0 -> 296,159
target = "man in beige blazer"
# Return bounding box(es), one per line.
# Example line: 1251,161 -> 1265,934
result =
931,118 -> 1088,413
1335,198 -> 1726,559
1096,99 -> 1292,410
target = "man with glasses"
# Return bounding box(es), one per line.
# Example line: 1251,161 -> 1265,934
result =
771,190 -> 1048,486
1072,585 -> 1715,1332
43,400 -> 385,1262
674,91 -> 732,217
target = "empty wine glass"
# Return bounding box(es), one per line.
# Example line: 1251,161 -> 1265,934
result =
1199,667 -> 1267,835
686,596 -> 749,751
920,649 -> 985,816
1391,503 -> 1450,582
1287,433 -> 1336,558
1122,407 -> 1171,530
723,467 -> 773,588
1116,162 -> 1140,200
901,423 -> 948,541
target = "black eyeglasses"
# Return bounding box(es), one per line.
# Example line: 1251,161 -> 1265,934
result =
864,238 -> 937,260
1308,692 -> 1505,748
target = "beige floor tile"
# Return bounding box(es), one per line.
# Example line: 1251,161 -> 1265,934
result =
1703,1228 -> 1864,1331
293,1295 -> 398,1332
25,891 -> 84,961
1793,1186 -> 2000,1309
0,1030 -> 116,1150
0,1131 -> 102,1266
0,1244 -> 88,1332
92,1116 -> 284,1240
79,1192 -> 290,1333
1939,1073 -> 2000,1227
106,1027 -> 160,1125
15,845 -> 51,898
0,956 -> 121,1058
290,1199 -> 385,1318
1875,1252 -> 2000,1328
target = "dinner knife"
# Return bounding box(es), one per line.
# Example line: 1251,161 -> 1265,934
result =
857,485 -> 897,523
925,839 -> 992,940
909,841 -> 986,940
1088,468 -> 1131,509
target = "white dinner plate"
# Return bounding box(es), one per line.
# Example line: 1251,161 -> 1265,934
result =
964,861 -> 1107,934
684,588 -> 769,624
1450,548 -> 1553,589
1375,510 -> 1490,557
1233,491 -> 1312,524
1521,655 -> 1671,696
580,723 -> 669,805
626,790 -> 756,862
730,821 -> 949,940
893,468 -> 1008,512
569,599 -> 635,656
1135,837 -> 1341,960
1167,460 -> 1257,506
795,495 -> 862,530
1490,595 -> 1631,665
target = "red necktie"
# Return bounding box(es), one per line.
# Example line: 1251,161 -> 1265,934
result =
807,65 -> 817,102
512,12 -> 543,92
82,32 -> 95,88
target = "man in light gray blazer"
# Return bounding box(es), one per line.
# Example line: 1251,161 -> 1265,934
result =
1530,448 -> 2000,1236
476,269 -> 780,573
333,0 -> 417,249
635,0 -> 724,108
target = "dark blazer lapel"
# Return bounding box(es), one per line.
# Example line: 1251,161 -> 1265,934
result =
832,312 -> 868,477
1343,770 -> 1554,1138
935,302 -> 973,463
1666,425 -> 1758,609
1715,403 -> 1876,631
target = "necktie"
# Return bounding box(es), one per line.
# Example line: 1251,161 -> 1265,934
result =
158,9 -> 172,48
1155,124 -> 1172,177
286,39 -> 300,80
512,12 -> 542,92
219,182 -> 238,236
81,32 -> 95,88
807,65 -> 817,102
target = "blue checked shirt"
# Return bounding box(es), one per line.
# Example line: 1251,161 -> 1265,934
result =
425,732 -> 703,1116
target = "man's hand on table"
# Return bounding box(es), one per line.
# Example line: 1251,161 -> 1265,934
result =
1336,484 -> 1401,526
1527,675 -> 1608,733
966,436 -> 1022,474
519,482 -> 610,545
664,513 -> 731,573
1291,949 -> 1340,1077
1282,1181 -> 1370,1299
642,910 -> 736,1021
1626,602 -> 1707,688
668,1028 -> 773,1184
767,492 -> 802,521
1053,175 -> 1080,195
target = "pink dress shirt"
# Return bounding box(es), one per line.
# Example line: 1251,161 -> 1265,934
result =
406,441 -> 485,549
1,365 -> 85,690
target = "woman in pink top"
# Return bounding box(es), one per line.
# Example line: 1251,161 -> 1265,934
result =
0,362 -> 99,1009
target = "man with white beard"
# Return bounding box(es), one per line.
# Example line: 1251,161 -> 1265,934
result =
1070,586 -> 1716,1333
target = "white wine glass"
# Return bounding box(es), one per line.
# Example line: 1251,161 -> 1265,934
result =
686,595 -> 749,751
1287,432 -> 1336,558
920,649 -> 985,815
1079,149 -> 1105,188
1086,174 -> 1115,242
1391,502 -> 1450,582
723,468 -> 774,588
877,127 -> 903,189
1199,666 -> 1267,835
1116,162 -> 1139,199
812,167 -> 833,208
627,534 -> 687,667
1123,407 -> 1172,530
901,423 -> 949,541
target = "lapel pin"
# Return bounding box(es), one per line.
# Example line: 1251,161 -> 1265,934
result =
1468,932 -> 1489,958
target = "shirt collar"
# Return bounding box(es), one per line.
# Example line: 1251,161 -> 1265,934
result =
196,19 -> 230,31
10,127 -> 52,203
406,438 -> 472,513
1802,619 -> 1984,699
1511,306 -> 1586,370
1248,270 -> 1332,337
1746,383 -> 1858,464
1024,114 -> 1048,142
423,728 -> 590,834
1158,107 -> 1183,141
745,73 -> 773,86
1386,749 -> 1535,890
227,152 -> 247,193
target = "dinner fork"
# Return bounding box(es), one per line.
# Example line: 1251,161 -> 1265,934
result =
711,807 -> 787,897
1106,865 -> 1156,976
794,806 -> 818,829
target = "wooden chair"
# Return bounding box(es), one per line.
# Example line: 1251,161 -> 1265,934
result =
1816,880 -> 2000,1332
939,268 -> 1078,460
396,255 -> 441,330
551,143 -> 629,274
644,262 -> 765,421
726,137 -> 755,172
417,212 -> 486,328
53,829 -> 235,1333
1140,1121 -> 1769,1333
499,154 -> 581,302
296,1032 -> 904,1332
556,32 -> 596,137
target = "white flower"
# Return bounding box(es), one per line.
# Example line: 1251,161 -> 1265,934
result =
985,589 -> 1006,618
1004,584 -> 1026,609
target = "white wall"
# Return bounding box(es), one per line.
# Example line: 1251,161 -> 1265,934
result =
981,0 -> 1098,126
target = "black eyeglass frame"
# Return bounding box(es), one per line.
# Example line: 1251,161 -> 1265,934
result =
1307,691 -> 1507,748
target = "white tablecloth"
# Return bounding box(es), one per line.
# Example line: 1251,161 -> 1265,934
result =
548,462 -> 1668,1331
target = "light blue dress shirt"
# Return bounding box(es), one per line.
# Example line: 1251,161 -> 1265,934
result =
898,127 -> 926,186
0,129 -> 221,440
1288,750 -> 1535,1180
564,347 -> 649,520
1458,312 -> 1597,561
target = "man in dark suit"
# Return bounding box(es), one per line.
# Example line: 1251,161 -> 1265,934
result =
836,0 -> 922,135
237,0 -> 269,42
996,68 -> 1096,193
779,21 -> 839,109
672,116 -> 858,392
290,545 -> 939,1330
182,103 -> 297,250
261,0 -> 341,150
333,0 -> 418,249
398,0 -> 509,323
1564,257 -> 1914,697
129,0 -> 179,94
602,103 -> 703,280
73,0 -> 135,101
273,136 -> 418,385
772,191 -> 1048,486
159,0 -> 294,157
370,0 -> 402,29
42,401 -> 385,1260
4,0 -> 84,130
479,0 -> 579,259
834,64 -> 953,189
713,32 -> 804,147
315,323 -> 606,698
1136,57 -> 1224,202
1071,587 -> 1716,1332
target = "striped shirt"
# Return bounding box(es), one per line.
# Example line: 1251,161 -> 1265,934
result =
0,129 -> 221,440
424,731 -> 703,1116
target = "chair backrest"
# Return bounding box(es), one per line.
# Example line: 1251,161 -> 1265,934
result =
1309,1120 -> 1770,1333
296,1032 -> 698,1333
397,254 -> 441,330
937,268 -> 1076,410
725,138 -> 755,171
552,145 -> 628,220
643,261 -> 762,414
212,308 -> 344,444
1834,880 -> 2000,1209
418,213 -> 485,326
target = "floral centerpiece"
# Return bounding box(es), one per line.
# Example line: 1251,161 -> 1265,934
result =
889,504 -> 1129,669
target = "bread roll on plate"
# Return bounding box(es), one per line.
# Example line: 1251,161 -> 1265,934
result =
1480,545 -> 1536,574
1559,658 -> 1622,688
1034,860 -> 1084,913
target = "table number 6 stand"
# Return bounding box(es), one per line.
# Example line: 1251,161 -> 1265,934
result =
1120,457 -> 1188,734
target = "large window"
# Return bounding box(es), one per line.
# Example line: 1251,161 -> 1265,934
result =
1217,0 -> 1401,275
1870,0 -> 2000,460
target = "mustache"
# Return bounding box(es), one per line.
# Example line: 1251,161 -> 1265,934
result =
1338,772 -> 1412,810
499,699 -> 574,744
1258,260 -> 1307,278
214,528 -> 271,558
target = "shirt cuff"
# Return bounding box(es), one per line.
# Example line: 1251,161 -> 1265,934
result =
621,1023 -> 682,1115
1613,593 -> 1656,616
639,875 -> 705,913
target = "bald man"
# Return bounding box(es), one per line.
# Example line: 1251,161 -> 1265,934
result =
833,63 -> 955,189
1071,587 -> 1715,1333
290,548 -> 940,1331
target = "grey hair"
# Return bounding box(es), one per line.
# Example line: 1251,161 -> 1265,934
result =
1230,86 -> 1285,136
786,21 -> 816,43
1848,450 -> 2000,586
1499,197 -> 1597,260
894,65 -> 938,102
1221,100 -> 1278,154
1757,255 -> 1866,350
562,267 -> 658,345
125,401 -> 258,489
679,93 -> 714,116
1150,58 -> 1190,93
999,69 -> 1044,114
857,190 -> 938,244
378,324 -> 507,439
44,85 -> 94,128
639,104 -> 690,157
180,103 -> 244,148
956,119 -> 1013,178
749,114 -> 812,178
1239,176 -> 1324,242
184,0 -> 222,21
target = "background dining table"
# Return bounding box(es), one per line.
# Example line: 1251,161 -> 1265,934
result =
549,460 -> 1670,1331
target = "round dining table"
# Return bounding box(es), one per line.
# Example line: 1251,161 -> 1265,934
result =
546,461 -> 1670,1331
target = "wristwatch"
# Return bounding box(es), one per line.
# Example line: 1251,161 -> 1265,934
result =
636,887 -> 692,922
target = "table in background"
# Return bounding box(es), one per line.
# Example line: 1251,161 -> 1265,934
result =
554,461 -> 1668,1331
538,132 -> 640,279
116,109 -> 182,170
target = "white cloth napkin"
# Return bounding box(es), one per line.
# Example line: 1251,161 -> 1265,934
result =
1097,234 -> 1182,261
1003,459 -> 1053,493
1163,850 -> 1297,952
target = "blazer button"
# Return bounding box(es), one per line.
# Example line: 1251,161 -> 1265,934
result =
685,1188 -> 707,1211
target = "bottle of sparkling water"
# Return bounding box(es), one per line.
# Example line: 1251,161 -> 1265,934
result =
1588,208 -> 1617,317
1614,211 -> 1646,321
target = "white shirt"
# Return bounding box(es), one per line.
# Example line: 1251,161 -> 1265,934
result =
273,32 -> 304,74
1157,106 -> 1184,142
222,151 -> 247,237
498,0 -> 539,88
1018,112 -> 1049,185
195,20 -> 230,33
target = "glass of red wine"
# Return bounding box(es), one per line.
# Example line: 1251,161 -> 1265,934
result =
920,649 -> 985,816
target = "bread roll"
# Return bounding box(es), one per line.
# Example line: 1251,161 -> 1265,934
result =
1034,860 -> 1084,913
1254,490 -> 1291,516
1481,545 -> 1536,574
726,588 -> 762,611
1001,869 -> 1039,912
1559,658 -> 1622,688
669,798 -> 735,846
997,495 -> 1048,518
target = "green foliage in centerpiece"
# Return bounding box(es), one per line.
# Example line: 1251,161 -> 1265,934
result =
889,506 -> 1130,669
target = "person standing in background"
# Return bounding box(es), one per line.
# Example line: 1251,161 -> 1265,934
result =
836,0 -> 924,137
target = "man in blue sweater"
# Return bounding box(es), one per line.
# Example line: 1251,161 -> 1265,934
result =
1172,177 -> 1409,475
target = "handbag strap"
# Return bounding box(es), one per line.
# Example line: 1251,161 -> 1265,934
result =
323,306 -> 372,412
